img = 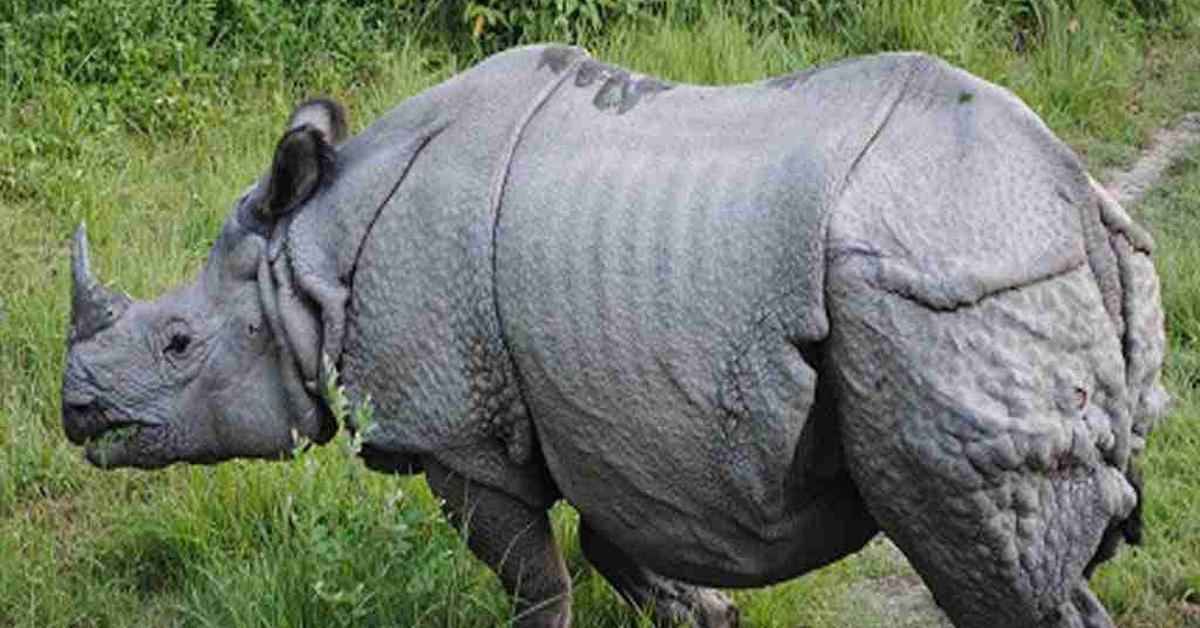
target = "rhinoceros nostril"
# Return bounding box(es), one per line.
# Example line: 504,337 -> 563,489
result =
62,399 -> 105,444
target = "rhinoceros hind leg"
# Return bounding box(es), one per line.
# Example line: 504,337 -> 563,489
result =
828,258 -> 1134,628
425,457 -> 571,628
579,520 -> 739,627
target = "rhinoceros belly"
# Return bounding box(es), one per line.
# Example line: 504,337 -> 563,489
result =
496,53 -> 919,582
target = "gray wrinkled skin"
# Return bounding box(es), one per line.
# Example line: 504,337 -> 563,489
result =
61,219 -> 329,467
61,46 -> 1167,628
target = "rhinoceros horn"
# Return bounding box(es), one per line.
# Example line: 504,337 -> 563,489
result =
70,223 -> 130,343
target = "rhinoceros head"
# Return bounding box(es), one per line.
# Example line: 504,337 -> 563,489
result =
61,99 -> 346,468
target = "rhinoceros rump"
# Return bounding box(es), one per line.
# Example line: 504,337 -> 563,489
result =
61,46 -> 1167,627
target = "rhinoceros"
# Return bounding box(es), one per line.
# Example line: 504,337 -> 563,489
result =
60,45 -> 1168,627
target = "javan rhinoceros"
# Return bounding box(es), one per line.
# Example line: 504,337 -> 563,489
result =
60,45 -> 1168,627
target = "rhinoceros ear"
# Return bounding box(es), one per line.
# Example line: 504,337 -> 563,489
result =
255,98 -> 347,221
288,97 -> 347,146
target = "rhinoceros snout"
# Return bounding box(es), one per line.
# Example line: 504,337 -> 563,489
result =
61,357 -> 102,443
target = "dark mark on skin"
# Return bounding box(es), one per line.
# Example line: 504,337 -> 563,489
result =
618,78 -> 671,114
537,46 -> 579,74
574,58 -> 673,114
575,59 -> 607,87
593,72 -> 629,109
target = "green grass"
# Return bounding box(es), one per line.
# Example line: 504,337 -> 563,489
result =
2,1 -> 1199,626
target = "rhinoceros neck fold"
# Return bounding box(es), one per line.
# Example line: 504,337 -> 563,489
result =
345,126 -> 444,299
483,49 -> 588,426
256,249 -> 330,442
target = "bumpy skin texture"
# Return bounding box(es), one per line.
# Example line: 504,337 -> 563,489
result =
342,47 -> 583,505
823,60 -> 1167,626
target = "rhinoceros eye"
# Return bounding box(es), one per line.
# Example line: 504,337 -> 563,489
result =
165,332 -> 192,357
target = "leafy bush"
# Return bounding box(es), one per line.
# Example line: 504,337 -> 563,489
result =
1,0 -> 430,136
1,0 -> 1193,143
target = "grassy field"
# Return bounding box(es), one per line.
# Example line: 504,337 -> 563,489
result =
2,1 -> 1199,626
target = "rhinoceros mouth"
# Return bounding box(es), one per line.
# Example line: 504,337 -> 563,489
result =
84,419 -> 166,468
65,399 -> 140,439
63,400 -> 163,467
84,422 -> 141,459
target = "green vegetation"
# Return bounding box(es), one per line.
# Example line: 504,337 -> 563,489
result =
2,1 -> 1198,625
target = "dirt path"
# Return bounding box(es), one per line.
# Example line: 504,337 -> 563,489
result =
852,112 -> 1200,627
1101,112 -> 1200,207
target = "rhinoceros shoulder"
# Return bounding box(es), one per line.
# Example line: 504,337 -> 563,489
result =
341,44 -> 592,507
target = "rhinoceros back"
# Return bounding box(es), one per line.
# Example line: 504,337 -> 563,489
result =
497,53 -> 923,581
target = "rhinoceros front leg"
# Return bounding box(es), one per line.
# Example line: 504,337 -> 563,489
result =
424,457 -> 572,627
827,255 -> 1139,628
578,520 -> 739,627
